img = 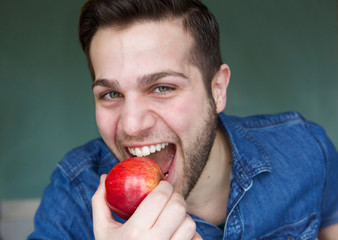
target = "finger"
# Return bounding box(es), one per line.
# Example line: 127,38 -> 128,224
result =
192,231 -> 203,240
128,181 -> 173,229
152,192 -> 187,239
170,214 -> 197,240
92,174 -> 121,235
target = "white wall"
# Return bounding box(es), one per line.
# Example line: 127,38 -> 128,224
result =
0,199 -> 40,240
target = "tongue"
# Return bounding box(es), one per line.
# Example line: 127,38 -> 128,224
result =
149,144 -> 175,174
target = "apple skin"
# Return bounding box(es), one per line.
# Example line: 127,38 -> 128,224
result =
105,157 -> 164,220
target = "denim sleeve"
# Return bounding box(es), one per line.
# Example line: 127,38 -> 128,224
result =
308,122 -> 338,228
28,166 -> 94,240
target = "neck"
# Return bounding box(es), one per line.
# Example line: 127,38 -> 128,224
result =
186,127 -> 232,225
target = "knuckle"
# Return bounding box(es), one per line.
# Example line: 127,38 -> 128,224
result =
152,182 -> 174,203
154,188 -> 171,203
151,181 -> 173,202
171,194 -> 187,216
126,228 -> 139,240
184,215 -> 197,232
158,180 -> 174,192
117,225 -> 141,240
172,192 -> 185,205
173,203 -> 186,216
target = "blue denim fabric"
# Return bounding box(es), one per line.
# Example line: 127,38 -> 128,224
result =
28,112 -> 338,240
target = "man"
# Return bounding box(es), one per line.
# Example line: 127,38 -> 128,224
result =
29,0 -> 338,239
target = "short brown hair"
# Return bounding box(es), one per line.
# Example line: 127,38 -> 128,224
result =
79,0 -> 223,91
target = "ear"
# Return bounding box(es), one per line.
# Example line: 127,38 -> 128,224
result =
211,64 -> 230,113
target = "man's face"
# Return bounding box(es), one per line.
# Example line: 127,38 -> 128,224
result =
90,20 -> 218,198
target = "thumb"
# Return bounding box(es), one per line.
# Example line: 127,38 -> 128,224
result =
92,174 -> 121,232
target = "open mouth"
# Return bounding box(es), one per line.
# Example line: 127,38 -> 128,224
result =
127,143 -> 176,179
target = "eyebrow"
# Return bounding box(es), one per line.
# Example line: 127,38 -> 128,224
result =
137,71 -> 188,88
92,78 -> 120,89
92,70 -> 188,89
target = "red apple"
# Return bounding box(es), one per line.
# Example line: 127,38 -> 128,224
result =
105,157 -> 164,220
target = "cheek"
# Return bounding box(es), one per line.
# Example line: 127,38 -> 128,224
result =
160,96 -> 206,137
95,107 -> 118,142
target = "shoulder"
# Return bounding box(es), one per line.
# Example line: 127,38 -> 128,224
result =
222,111 -> 332,145
56,138 -> 117,181
232,111 -> 335,155
225,111 -> 307,129
219,111 -> 335,177
29,139 -> 114,240
226,111 -> 335,154
220,112 -> 338,229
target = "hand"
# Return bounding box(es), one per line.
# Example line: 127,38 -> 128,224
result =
92,174 -> 202,240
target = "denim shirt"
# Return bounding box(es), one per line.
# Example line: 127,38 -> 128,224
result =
28,112 -> 338,240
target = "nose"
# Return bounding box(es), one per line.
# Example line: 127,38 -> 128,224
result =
118,96 -> 156,137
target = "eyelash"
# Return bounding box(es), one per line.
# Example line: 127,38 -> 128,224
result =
99,85 -> 176,101
100,91 -> 122,100
153,85 -> 175,94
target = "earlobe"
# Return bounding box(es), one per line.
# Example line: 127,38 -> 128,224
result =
211,64 -> 230,113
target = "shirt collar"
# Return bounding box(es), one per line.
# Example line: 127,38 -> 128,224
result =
218,113 -> 272,189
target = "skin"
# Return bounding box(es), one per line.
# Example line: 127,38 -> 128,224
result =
318,224 -> 338,240
89,18 -> 338,239
90,19 -> 229,197
90,19 -> 231,239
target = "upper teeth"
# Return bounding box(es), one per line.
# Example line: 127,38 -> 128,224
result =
128,143 -> 169,157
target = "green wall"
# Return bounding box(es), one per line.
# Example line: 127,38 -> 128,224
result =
1,0 -> 337,200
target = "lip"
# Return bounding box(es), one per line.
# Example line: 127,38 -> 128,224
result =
125,142 -> 167,148
163,153 -> 176,183
124,142 -> 176,183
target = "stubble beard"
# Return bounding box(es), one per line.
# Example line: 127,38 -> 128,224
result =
111,97 -> 219,200
180,98 -> 219,199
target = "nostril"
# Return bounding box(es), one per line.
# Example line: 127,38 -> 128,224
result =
120,111 -> 156,137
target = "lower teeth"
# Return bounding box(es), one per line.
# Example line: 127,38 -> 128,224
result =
164,173 -> 168,178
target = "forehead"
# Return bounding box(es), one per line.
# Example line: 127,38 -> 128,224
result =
89,20 -> 195,81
